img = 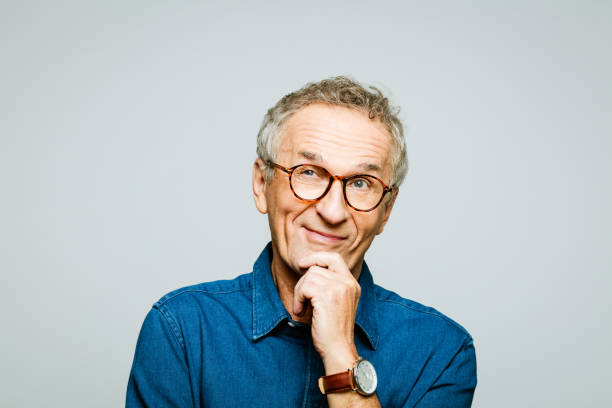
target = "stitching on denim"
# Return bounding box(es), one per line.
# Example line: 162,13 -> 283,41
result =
254,313 -> 287,339
154,305 -> 186,351
356,302 -> 379,349
156,287 -> 250,308
252,271 -> 258,339
379,298 -> 471,336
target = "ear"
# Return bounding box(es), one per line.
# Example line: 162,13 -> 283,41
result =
252,158 -> 268,214
376,189 -> 398,235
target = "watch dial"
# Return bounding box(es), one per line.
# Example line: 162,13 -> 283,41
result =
354,359 -> 377,395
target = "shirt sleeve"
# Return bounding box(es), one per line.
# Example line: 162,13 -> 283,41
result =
126,306 -> 195,408
413,336 -> 477,408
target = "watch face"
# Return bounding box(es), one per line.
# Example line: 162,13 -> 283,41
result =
354,359 -> 377,395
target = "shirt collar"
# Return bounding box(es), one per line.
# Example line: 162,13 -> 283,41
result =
251,242 -> 379,350
355,261 -> 379,350
251,243 -> 290,341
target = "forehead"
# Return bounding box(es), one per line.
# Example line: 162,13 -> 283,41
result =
278,104 -> 393,177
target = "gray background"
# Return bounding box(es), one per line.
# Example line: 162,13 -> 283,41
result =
1,1 -> 610,407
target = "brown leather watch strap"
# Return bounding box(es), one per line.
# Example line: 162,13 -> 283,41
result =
318,369 -> 355,394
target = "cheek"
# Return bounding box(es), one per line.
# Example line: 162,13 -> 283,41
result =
264,187 -> 285,237
265,185 -> 303,235
265,182 -> 290,218
354,213 -> 385,242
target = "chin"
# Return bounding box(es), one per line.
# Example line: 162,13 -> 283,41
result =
286,245 -> 310,275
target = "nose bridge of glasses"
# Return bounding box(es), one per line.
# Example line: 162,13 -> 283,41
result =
326,174 -> 349,195
314,173 -> 349,214
323,174 -> 347,203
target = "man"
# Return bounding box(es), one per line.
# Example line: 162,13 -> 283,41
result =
126,76 -> 477,407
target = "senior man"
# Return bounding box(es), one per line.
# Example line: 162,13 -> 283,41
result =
126,77 -> 477,407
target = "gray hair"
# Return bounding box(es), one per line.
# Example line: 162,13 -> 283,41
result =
256,76 -> 408,187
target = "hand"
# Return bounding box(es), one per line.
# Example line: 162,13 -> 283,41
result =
293,252 -> 361,372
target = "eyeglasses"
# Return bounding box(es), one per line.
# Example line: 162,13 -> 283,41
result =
267,161 -> 395,212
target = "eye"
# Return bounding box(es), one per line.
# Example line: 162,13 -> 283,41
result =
295,165 -> 326,178
348,177 -> 371,190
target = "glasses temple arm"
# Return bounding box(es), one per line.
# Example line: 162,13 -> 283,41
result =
266,161 -> 291,174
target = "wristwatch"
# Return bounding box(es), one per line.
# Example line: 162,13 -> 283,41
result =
318,357 -> 377,396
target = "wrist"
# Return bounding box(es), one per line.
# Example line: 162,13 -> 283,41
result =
319,356 -> 379,397
322,345 -> 359,375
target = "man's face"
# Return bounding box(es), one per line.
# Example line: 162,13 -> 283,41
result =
253,103 -> 396,277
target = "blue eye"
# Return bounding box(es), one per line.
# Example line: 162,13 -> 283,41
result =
349,178 -> 371,190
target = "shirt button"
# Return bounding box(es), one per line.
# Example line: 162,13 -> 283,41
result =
288,321 -> 296,328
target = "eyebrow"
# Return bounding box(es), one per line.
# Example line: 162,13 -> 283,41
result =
299,150 -> 381,173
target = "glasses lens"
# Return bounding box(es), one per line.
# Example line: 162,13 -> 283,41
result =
345,175 -> 384,211
291,165 -> 330,200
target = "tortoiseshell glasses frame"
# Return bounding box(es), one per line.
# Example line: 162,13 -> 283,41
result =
266,161 -> 396,212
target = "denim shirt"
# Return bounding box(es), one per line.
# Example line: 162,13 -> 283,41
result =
126,243 -> 476,407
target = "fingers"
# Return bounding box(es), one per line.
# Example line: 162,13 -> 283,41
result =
297,252 -> 351,276
293,266 -> 327,316
292,264 -> 361,317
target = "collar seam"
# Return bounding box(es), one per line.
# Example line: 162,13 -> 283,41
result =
252,313 -> 289,340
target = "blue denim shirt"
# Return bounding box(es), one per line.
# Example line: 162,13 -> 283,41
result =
127,244 -> 476,407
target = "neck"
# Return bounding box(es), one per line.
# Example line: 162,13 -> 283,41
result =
270,250 -> 312,323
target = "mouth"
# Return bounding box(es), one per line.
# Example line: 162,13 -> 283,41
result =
302,226 -> 347,244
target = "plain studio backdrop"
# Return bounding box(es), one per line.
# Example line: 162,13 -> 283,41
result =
1,1 -> 610,407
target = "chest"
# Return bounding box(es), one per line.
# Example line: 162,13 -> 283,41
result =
182,318 -> 428,407
193,326 -> 329,408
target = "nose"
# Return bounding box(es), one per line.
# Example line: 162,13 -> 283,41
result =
314,176 -> 350,224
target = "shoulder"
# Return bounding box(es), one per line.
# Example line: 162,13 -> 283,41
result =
136,273 -> 254,353
152,273 -> 253,318
374,283 -> 473,345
